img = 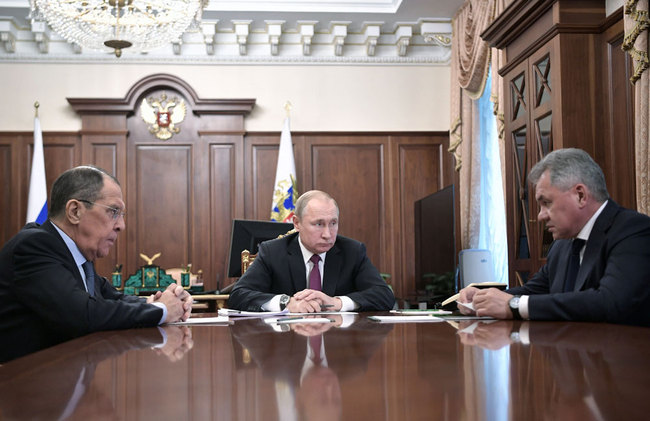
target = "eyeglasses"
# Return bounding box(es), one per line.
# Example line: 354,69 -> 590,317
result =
77,199 -> 126,220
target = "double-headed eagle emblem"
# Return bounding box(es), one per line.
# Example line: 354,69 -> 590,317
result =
140,92 -> 186,140
139,252 -> 161,266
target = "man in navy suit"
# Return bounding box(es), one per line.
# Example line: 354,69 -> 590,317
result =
0,165 -> 192,362
228,190 -> 395,312
459,148 -> 650,326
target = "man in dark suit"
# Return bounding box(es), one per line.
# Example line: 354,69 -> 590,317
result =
0,165 -> 192,362
228,190 -> 395,312
458,148 -> 650,326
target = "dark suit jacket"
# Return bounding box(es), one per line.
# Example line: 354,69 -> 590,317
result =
227,233 -> 395,311
507,200 -> 650,326
0,220 -> 163,362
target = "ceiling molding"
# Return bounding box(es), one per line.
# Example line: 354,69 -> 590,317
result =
0,0 -> 459,64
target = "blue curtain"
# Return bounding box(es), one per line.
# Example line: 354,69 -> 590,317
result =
477,67 -> 508,284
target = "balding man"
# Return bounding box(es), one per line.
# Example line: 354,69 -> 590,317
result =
228,190 -> 395,312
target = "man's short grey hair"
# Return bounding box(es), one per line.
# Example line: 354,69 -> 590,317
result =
295,190 -> 339,219
529,148 -> 609,202
49,165 -> 119,219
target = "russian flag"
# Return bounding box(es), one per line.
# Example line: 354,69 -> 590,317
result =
26,113 -> 47,224
271,116 -> 299,222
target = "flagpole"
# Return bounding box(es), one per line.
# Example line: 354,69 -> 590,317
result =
284,100 -> 292,117
27,101 -> 48,224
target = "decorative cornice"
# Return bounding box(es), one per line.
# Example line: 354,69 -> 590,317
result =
0,12 -> 452,65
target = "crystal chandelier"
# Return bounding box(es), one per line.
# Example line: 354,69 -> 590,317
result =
33,0 -> 205,57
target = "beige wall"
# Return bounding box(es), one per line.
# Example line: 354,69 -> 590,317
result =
0,63 -> 450,132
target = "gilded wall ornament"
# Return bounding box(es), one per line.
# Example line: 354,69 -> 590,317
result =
140,92 -> 187,140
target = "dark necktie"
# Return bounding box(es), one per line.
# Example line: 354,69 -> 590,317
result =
309,254 -> 321,291
82,261 -> 95,296
564,239 -> 585,292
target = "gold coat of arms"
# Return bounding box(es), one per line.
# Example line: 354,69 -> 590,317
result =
140,92 -> 187,140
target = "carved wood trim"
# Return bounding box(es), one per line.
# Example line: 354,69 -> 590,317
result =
67,73 -> 255,115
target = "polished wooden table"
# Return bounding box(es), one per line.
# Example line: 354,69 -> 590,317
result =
1,314 -> 649,420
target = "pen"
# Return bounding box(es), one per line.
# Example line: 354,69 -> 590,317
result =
275,316 -> 304,322
321,304 -> 334,308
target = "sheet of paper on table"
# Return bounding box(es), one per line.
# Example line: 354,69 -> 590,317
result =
169,316 -> 232,325
367,315 -> 445,323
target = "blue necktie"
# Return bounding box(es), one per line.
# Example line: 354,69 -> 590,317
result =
564,239 -> 585,292
82,261 -> 95,296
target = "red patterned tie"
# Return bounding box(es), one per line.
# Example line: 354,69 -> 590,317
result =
309,254 -> 321,291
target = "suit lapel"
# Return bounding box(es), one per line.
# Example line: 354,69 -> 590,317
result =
322,242 -> 341,296
42,220 -> 88,292
575,201 -> 618,291
550,240 -> 572,293
287,235 -> 308,292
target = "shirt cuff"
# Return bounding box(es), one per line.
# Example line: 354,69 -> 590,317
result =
519,295 -> 530,320
262,295 -> 282,312
151,302 -> 167,324
337,296 -> 357,312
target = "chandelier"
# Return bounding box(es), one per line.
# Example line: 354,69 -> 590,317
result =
33,0 -> 205,57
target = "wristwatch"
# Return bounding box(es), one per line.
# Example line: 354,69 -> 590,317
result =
279,294 -> 290,311
509,295 -> 522,320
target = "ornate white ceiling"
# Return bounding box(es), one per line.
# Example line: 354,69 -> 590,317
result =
0,0 -> 462,64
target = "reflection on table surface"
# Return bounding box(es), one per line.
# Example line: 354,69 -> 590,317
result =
1,314 -> 649,420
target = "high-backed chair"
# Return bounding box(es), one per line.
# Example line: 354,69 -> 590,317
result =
240,249 -> 257,274
240,228 -> 297,274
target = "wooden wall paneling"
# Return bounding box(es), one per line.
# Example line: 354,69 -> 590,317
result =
80,132 -> 124,276
69,74 -> 254,289
597,14 -> 636,209
245,134 -> 283,220
0,131 -> 79,255
40,135 -> 80,184
307,136 -> 387,277
207,136 -> 241,290
555,33 -> 600,153
131,144 -> 192,272
393,135 -> 451,296
0,134 -> 23,245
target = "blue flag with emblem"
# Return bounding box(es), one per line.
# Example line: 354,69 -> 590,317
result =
271,116 -> 298,222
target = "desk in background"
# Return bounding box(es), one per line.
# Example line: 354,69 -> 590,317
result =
190,294 -> 229,312
1,314 -> 648,420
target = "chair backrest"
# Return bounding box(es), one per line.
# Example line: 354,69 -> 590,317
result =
459,249 -> 495,287
240,228 -> 297,274
241,249 -> 257,274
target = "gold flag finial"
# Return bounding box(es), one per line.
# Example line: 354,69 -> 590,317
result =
34,101 -> 39,117
284,101 -> 292,117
